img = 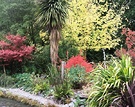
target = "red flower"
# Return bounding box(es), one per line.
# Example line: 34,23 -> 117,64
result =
65,55 -> 93,72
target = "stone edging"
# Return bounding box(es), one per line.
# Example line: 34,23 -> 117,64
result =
0,87 -> 64,107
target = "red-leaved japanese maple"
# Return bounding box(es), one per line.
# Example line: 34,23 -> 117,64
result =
65,55 -> 93,72
115,28 -> 135,64
0,34 -> 34,63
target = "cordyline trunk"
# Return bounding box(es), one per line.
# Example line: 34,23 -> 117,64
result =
50,29 -> 61,67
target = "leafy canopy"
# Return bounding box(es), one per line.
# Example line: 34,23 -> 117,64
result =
0,35 -> 34,62
62,0 -> 123,51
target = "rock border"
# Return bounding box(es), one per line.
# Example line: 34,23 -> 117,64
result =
0,87 -> 65,107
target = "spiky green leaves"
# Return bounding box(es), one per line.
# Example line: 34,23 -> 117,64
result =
88,55 -> 134,107
36,0 -> 68,30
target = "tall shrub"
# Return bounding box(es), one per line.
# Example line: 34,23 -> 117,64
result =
65,55 -> 93,88
0,34 -> 34,73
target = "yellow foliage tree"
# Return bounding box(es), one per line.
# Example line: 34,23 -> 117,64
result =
62,0 -> 123,54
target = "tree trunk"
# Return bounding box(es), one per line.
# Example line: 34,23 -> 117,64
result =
50,29 -> 61,67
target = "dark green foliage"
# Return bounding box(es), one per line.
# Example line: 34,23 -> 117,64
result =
86,49 -> 104,63
0,0 -> 42,45
122,0 -> 135,30
22,62 -> 37,74
33,45 -> 51,73
22,45 -> 51,74
86,48 -> 116,63
59,39 -> 79,61
0,0 -> 33,34
0,61 -> 23,75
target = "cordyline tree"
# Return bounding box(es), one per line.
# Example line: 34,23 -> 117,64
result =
0,34 -> 34,73
35,0 -> 68,67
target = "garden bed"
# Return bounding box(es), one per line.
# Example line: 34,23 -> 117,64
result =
0,85 -> 90,107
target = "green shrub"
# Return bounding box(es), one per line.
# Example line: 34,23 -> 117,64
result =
88,55 -> 134,107
33,45 -> 51,73
48,66 -> 61,86
14,73 -> 51,96
14,73 -> 33,91
22,63 -> 37,73
68,66 -> 87,89
32,74 -> 50,95
59,39 -> 79,61
22,45 -> 51,74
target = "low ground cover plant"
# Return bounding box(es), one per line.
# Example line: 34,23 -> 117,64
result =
14,73 -> 33,91
14,73 -> 50,96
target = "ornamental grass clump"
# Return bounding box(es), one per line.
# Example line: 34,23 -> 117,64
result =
88,55 -> 134,107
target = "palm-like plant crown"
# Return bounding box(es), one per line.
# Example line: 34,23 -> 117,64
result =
36,0 -> 68,31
